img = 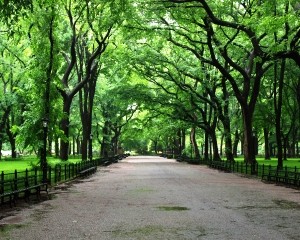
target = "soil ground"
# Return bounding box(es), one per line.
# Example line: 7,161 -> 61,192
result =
0,156 -> 299,240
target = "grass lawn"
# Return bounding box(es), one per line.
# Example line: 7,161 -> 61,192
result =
0,158 -> 33,172
234,157 -> 300,168
0,156 -> 82,173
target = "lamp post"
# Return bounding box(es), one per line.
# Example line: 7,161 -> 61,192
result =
89,133 -> 93,161
41,118 -> 48,183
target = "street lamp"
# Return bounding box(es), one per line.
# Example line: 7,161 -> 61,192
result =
41,118 -> 48,183
89,133 -> 93,161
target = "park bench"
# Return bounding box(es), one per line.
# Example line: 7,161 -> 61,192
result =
78,164 -> 97,177
113,156 -> 119,163
175,155 -> 184,162
95,154 -> 129,167
103,160 -> 111,166
102,158 -> 114,166
105,156 -> 118,164
95,156 -> 119,167
0,175 -> 48,207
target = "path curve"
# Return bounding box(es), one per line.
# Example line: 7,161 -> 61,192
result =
1,156 -> 299,240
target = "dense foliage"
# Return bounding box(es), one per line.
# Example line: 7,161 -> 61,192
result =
0,0 -> 299,169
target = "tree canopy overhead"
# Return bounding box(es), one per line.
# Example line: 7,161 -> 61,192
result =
0,0 -> 299,168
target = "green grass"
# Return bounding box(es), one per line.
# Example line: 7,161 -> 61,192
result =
0,156 -> 82,173
233,157 -> 300,168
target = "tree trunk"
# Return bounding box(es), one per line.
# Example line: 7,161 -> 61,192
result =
222,118 -> 234,161
101,121 -> 110,158
173,129 -> 182,156
220,135 -> 224,156
0,140 -> 2,161
283,134 -> 288,160
72,136 -> 75,156
242,106 -> 256,165
48,135 -> 52,156
274,59 -> 286,169
181,129 -> 186,152
290,128 -> 298,157
209,112 -> 221,161
81,133 -> 88,160
79,87 -> 88,160
6,118 -> 17,158
204,130 -> 209,161
153,140 -> 158,154
264,128 -> 271,160
59,99 -> 71,161
111,128 -> 121,156
76,137 -> 81,155
55,137 -> 59,157
221,75 -> 234,162
208,129 -> 221,161
79,61 -> 98,160
190,127 -> 200,159
69,142 -> 72,155
0,108 -> 10,160
232,130 -> 239,157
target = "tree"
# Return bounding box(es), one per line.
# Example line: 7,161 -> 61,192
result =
0,0 -> 298,165
96,84 -> 139,156
55,1 -> 125,160
0,18 -> 28,158
162,0 -> 299,170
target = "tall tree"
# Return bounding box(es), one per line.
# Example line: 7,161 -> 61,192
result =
163,0 -> 299,170
57,1 -> 114,160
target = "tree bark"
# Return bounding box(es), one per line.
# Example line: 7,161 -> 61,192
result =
204,130 -> 209,161
221,77 -> 234,162
263,128 -> 271,160
241,106 -> 256,164
55,137 -> 59,157
59,98 -> 71,160
6,118 -> 16,158
181,129 -> 186,153
0,108 -> 10,160
274,59 -> 285,169
190,127 -> 200,159
101,121 -> 110,158
232,130 -> 240,157
111,127 -> 121,156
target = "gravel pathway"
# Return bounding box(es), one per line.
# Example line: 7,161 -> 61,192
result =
1,156 -> 299,240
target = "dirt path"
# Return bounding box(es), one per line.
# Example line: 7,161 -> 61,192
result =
1,156 -> 299,239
